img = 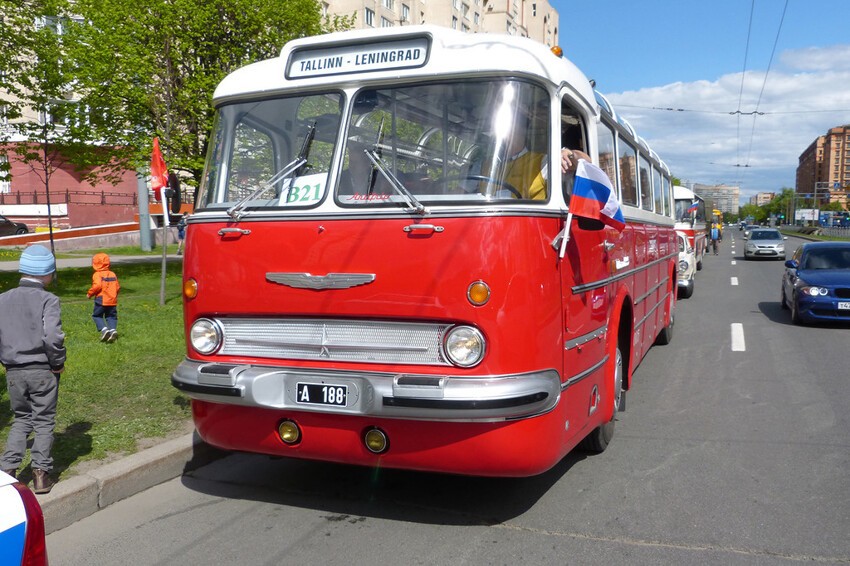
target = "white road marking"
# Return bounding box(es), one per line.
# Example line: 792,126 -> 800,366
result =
731,277 -> 738,286
731,260 -> 737,265
731,323 -> 746,351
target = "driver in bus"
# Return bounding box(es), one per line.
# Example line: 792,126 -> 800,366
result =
480,104 -> 590,200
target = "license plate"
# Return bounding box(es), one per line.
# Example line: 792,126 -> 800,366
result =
296,382 -> 347,406
839,302 -> 850,310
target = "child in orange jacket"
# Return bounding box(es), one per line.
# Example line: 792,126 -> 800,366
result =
86,253 -> 120,342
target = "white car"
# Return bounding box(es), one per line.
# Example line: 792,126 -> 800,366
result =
0,470 -> 48,565
676,231 -> 696,298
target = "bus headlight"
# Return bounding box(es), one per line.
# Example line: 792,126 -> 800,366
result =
190,318 -> 223,354
443,326 -> 485,367
678,260 -> 689,273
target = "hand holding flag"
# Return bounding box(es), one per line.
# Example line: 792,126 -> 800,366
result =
570,159 -> 625,231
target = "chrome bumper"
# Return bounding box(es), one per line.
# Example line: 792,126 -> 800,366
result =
172,359 -> 561,422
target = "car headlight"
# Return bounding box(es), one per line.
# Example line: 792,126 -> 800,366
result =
190,318 -> 223,354
777,244 -> 785,250
443,325 -> 485,367
800,286 -> 828,297
678,260 -> 689,273
746,242 -> 757,249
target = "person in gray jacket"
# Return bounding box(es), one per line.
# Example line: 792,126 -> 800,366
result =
0,244 -> 66,494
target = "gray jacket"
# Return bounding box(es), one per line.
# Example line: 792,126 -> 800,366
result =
0,278 -> 66,370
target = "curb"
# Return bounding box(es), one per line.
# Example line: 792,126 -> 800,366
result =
38,431 -> 226,534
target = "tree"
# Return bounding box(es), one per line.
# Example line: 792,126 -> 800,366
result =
63,0 -> 354,192
0,0 -> 105,253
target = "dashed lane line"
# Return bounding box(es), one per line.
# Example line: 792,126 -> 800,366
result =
731,323 -> 746,351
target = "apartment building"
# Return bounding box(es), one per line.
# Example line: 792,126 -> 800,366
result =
749,192 -> 775,207
796,125 -> 850,209
693,183 -> 740,216
323,0 -> 559,46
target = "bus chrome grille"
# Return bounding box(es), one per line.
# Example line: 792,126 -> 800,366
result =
217,318 -> 451,365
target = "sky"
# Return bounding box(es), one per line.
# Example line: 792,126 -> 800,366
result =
550,0 -> 850,202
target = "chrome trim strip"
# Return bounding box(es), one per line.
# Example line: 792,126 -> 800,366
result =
571,252 -> 676,295
561,355 -> 608,391
634,277 -> 667,305
564,324 -> 607,350
172,359 -> 562,422
188,208 -> 566,223
636,288 -> 671,329
266,272 -> 376,290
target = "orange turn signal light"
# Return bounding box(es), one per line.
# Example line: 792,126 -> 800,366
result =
183,278 -> 198,299
467,281 -> 491,306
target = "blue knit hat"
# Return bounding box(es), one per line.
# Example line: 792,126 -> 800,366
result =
19,245 -> 56,276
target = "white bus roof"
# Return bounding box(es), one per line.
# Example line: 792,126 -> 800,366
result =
213,25 -> 596,112
674,185 -> 697,199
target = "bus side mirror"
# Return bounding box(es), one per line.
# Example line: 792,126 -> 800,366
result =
577,216 -> 605,231
168,172 -> 182,214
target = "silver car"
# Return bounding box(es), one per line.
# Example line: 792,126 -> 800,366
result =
744,228 -> 786,260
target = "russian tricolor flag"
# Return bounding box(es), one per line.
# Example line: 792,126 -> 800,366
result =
687,201 -> 699,214
570,160 -> 625,231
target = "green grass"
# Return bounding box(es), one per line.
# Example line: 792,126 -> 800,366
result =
0,259 -> 189,482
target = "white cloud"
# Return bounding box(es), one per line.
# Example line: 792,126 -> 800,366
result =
604,45 -> 850,200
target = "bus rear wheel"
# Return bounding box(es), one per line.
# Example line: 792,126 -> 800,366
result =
579,345 -> 623,453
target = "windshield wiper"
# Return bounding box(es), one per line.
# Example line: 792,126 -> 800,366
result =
227,122 -> 316,220
363,148 -> 427,215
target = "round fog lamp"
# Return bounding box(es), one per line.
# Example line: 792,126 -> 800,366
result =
364,428 -> 389,454
278,420 -> 301,444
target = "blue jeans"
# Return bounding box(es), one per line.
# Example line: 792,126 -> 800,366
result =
92,299 -> 118,331
1,366 -> 59,472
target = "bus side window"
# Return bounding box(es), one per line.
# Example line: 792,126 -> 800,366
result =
559,101 -> 587,203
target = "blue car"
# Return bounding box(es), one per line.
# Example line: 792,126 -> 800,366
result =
0,470 -> 48,566
781,242 -> 850,325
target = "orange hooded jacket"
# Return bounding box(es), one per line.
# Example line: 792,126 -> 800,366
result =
86,253 -> 120,306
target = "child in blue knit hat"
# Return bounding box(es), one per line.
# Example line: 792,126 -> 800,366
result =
0,244 -> 66,494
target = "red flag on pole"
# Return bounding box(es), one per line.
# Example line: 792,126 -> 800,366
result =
150,137 -> 168,201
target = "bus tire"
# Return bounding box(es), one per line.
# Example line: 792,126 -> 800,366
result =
655,292 -> 675,345
579,345 -> 623,454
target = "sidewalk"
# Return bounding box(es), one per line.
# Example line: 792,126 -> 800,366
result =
38,432 -> 226,534
0,253 -> 182,272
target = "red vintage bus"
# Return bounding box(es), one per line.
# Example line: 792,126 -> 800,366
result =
172,26 -> 677,477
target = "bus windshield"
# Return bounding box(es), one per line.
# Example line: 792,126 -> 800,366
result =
197,79 -> 553,211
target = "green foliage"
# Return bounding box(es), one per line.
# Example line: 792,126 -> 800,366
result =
0,261 -> 189,480
63,0 -> 354,188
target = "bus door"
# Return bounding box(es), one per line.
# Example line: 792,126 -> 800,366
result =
558,96 -> 615,436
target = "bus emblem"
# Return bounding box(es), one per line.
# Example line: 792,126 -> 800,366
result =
266,272 -> 376,290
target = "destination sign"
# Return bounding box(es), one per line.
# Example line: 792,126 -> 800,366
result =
287,36 -> 430,79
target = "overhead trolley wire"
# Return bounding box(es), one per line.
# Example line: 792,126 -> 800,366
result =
743,0 -> 789,169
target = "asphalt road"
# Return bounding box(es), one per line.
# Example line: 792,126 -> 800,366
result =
46,233 -> 850,565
